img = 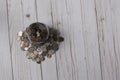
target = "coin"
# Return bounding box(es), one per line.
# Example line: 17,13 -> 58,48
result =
37,48 -> 43,55
21,47 -> 25,51
46,53 -> 52,58
27,47 -> 35,53
33,50 -> 38,56
17,31 -> 23,37
58,36 -> 64,42
20,41 -> 25,47
26,52 -> 34,59
46,50 -> 55,58
47,42 -> 59,52
35,57 -> 41,62
36,61 -> 41,64
24,47 -> 29,51
52,42 -> 59,51
38,54 -> 45,61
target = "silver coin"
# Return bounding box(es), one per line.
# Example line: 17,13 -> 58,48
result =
27,47 -> 35,53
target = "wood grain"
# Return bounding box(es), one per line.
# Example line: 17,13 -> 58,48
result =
95,0 -> 120,80
6,0 -> 42,80
51,0 -> 102,80
0,0 -> 13,80
0,0 -> 120,80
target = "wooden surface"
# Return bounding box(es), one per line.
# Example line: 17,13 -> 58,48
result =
0,0 -> 120,80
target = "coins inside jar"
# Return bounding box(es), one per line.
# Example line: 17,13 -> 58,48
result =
17,22 -> 64,64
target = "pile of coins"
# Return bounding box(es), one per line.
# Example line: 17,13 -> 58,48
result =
17,22 -> 64,64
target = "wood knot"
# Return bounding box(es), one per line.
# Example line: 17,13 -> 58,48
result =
26,14 -> 30,18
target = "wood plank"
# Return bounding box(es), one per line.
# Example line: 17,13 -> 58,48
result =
112,0 -> 120,79
51,0 -> 102,80
0,0 -> 13,80
6,0 -> 42,80
21,0 -> 42,80
95,0 -> 120,80
36,0 -> 58,80
79,0 -> 102,80
50,0 -> 80,80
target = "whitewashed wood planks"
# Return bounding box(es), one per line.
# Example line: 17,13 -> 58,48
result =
79,0 -> 102,80
6,0 -> 42,80
7,0 -> 32,80
0,0 -> 120,80
95,0 -> 120,80
0,0 -> 13,80
51,0 -> 102,80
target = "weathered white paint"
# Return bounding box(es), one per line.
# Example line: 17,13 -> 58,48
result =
0,0 -> 120,80
0,0 -> 13,80
6,0 -> 35,80
95,0 -> 120,80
